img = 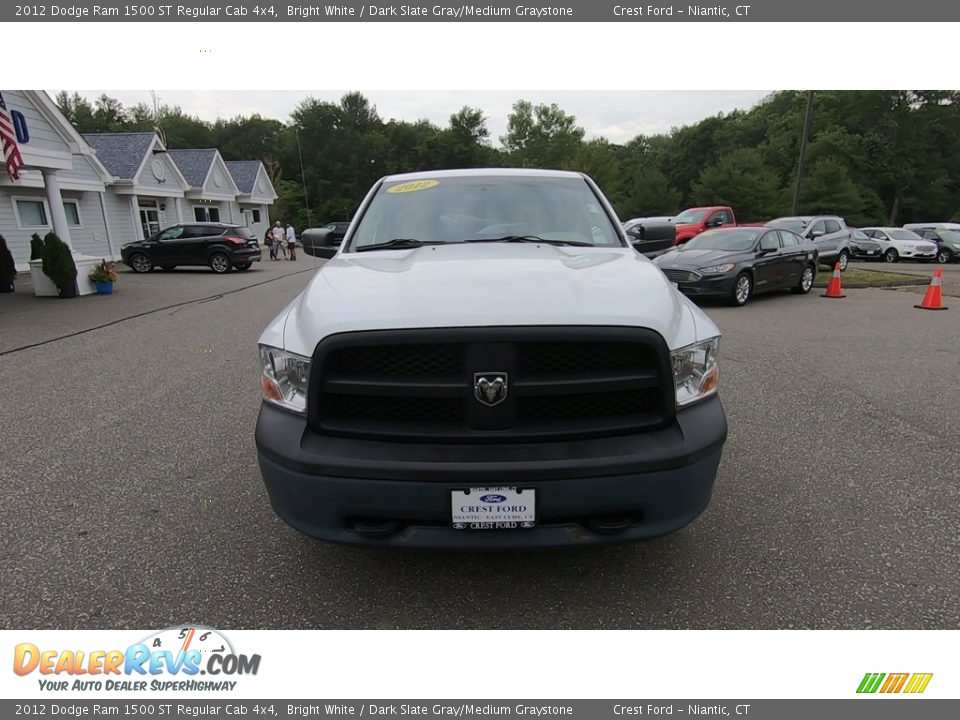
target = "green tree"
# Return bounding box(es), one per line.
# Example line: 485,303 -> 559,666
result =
797,158 -> 864,222
619,164 -> 682,219
501,100 -> 585,168
692,148 -> 786,221
570,139 -> 620,196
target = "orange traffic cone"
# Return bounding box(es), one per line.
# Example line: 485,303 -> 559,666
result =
915,267 -> 948,310
821,263 -> 846,298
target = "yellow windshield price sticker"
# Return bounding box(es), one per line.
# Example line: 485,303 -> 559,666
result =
386,180 -> 439,194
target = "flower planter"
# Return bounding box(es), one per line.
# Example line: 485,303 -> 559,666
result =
29,259 -> 59,297
95,281 -> 114,295
73,255 -> 101,296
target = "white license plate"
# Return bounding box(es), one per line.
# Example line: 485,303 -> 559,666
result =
451,487 -> 536,530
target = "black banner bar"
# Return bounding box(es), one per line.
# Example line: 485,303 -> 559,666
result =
2,700 -> 957,718
5,1 -> 960,22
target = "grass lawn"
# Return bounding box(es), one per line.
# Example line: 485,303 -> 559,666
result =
814,267 -> 929,288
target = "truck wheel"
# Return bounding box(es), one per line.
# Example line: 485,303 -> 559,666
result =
729,272 -> 752,306
791,264 -> 815,294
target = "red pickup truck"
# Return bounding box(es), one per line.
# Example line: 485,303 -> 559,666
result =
672,206 -> 765,244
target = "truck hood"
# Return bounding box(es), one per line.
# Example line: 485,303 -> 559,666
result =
267,243 -> 716,356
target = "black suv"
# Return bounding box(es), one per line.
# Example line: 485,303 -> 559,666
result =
121,223 -> 262,274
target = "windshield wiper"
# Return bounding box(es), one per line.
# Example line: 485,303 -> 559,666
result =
465,235 -> 595,247
353,238 -> 441,252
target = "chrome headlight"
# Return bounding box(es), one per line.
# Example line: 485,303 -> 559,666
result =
671,337 -> 720,407
259,345 -> 310,414
699,263 -> 735,274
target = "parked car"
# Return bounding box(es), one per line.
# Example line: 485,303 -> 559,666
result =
848,228 -> 884,260
623,216 -> 673,230
902,223 -> 960,264
623,218 -> 676,258
765,215 -> 852,270
671,206 -> 766,245
121,223 -> 262,274
653,226 -> 818,306
859,227 -> 938,263
255,168 -> 727,549
300,222 -> 350,259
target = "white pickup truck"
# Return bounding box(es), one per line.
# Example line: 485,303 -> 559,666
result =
255,168 -> 727,549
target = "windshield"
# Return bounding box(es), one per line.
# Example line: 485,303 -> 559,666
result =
348,176 -> 623,251
889,230 -> 923,241
673,209 -> 710,224
682,228 -> 759,251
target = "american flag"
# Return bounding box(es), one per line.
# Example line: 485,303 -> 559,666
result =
0,92 -> 25,182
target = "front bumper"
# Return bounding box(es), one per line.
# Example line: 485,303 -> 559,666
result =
672,274 -> 737,298
255,395 -> 727,549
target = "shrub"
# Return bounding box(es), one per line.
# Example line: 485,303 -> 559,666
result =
41,233 -> 77,290
30,233 -> 44,261
0,234 -> 16,289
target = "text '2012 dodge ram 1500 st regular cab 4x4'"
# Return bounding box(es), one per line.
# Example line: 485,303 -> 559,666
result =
255,169 -> 727,549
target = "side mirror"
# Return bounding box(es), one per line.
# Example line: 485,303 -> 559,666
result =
810,230 -> 825,239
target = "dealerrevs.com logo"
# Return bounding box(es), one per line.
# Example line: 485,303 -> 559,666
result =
13,626 -> 261,692
857,672 -> 933,694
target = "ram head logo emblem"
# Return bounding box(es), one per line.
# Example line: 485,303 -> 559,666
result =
474,372 -> 508,407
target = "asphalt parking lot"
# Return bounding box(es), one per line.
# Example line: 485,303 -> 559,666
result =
1,257 -> 958,630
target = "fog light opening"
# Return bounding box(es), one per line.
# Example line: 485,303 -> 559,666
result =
351,519 -> 402,538
584,515 -> 633,535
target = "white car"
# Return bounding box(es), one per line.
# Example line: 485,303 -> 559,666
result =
254,168 -> 727,549
859,227 -> 937,263
623,216 -> 673,230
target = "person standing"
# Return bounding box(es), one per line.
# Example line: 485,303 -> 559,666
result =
264,228 -> 276,260
285,222 -> 297,261
273,221 -> 286,259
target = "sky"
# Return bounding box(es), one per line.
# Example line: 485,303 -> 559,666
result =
58,90 -> 772,145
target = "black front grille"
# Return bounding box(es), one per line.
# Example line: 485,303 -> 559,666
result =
520,341 -> 657,374
329,344 -> 462,378
662,269 -> 701,283
309,328 -> 674,442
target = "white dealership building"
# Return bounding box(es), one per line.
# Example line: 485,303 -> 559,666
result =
0,90 -> 277,270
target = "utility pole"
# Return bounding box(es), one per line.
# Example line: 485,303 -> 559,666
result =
792,90 -> 815,215
295,125 -> 313,227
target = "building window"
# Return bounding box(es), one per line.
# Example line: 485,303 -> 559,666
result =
252,209 -> 261,223
194,206 -> 221,223
14,199 -> 51,228
64,200 -> 82,227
